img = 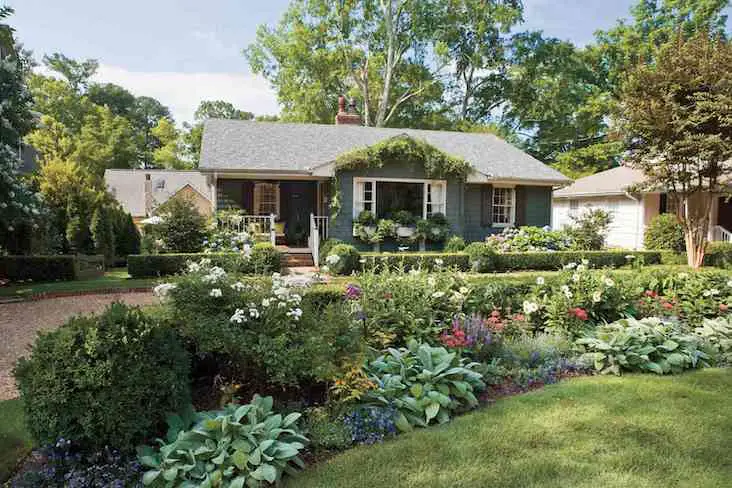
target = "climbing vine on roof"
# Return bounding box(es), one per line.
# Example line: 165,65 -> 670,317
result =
333,135 -> 472,179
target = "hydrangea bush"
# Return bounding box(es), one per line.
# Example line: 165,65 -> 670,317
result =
486,226 -> 572,252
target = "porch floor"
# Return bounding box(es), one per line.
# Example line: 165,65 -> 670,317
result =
276,246 -> 311,254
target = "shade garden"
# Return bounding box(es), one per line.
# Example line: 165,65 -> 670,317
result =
6,245 -> 732,487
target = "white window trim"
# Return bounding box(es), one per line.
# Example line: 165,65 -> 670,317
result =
352,177 -> 447,219
492,185 -> 515,228
253,182 -> 280,217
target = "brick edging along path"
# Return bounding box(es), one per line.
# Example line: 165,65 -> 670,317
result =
0,286 -> 154,304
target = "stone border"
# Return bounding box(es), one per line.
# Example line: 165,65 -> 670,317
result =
0,287 -> 153,304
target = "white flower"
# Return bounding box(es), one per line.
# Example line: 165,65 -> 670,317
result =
564,262 -> 577,270
727,280 -> 732,288
435,258 -> 444,266
625,254 -> 635,260
561,285 -> 573,299
703,289 -> 720,297
287,308 -> 303,320
201,266 -> 227,283
536,276 -> 545,285
325,254 -> 341,265
572,273 -> 580,282
427,277 -> 436,287
459,286 -> 469,295
7,225 -> 13,232
581,259 -> 589,266
249,308 -> 260,319
209,288 -> 222,297
523,300 -> 539,314
604,278 -> 615,288
230,309 -> 246,323
449,291 -> 465,304
431,291 -> 445,299
678,272 -> 689,279
359,258 -> 366,264
592,290 -> 602,303
577,264 -> 586,272
230,281 -> 247,291
262,298 -> 271,308
153,283 -> 176,298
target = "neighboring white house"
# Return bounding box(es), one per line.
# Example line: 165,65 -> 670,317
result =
552,166 -> 732,249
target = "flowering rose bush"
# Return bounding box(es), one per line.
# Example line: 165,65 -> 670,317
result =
165,259 -> 361,387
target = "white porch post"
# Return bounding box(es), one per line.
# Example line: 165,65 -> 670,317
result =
269,214 -> 276,246
210,172 -> 218,214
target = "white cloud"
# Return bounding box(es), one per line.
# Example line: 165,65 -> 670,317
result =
92,64 -> 280,124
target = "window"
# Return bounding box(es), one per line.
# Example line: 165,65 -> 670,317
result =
425,182 -> 446,217
492,186 -> 515,226
154,178 -> 165,191
569,199 -> 579,217
353,178 -> 447,219
253,182 -> 280,217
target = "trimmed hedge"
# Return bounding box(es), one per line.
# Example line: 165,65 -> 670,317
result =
361,252 -> 470,272
705,242 -> 732,268
128,244 -> 281,278
490,250 -> 662,272
0,255 -> 96,282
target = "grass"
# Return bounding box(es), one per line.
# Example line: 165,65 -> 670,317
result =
289,369 -> 732,488
0,268 -> 158,298
0,399 -> 33,482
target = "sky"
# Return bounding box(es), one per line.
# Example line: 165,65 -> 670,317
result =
2,0 -> 702,123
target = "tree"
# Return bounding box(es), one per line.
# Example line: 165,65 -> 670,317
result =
112,209 -> 140,257
0,6 -> 44,253
194,100 -> 254,121
246,0 -> 447,127
87,82 -> 137,118
90,205 -> 115,263
151,118 -> 188,169
620,31 -> 732,268
42,52 -> 98,93
157,196 -> 206,253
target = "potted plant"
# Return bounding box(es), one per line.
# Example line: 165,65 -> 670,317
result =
427,213 -> 450,242
393,210 -> 417,238
353,210 -> 377,240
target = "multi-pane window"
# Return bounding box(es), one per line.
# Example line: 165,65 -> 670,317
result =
354,180 -> 375,215
254,182 -> 279,217
425,182 -> 446,217
568,199 -> 579,217
492,186 -> 515,226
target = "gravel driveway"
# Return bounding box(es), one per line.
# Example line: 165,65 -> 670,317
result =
0,293 -> 159,400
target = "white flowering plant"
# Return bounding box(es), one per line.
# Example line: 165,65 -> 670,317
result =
203,227 -> 253,253
163,259 -> 361,387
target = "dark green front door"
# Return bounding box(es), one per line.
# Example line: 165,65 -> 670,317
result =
280,182 -> 315,246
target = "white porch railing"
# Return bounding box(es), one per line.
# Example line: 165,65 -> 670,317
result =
713,225 -> 732,243
219,214 -> 276,245
309,214 -> 329,266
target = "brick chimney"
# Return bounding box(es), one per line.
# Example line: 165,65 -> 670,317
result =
335,96 -> 362,126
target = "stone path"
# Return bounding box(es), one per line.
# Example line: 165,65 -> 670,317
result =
0,293 -> 159,401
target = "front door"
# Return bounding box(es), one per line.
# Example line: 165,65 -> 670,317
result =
280,182 -> 315,246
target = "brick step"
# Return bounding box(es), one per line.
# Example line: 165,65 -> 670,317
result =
281,254 -> 315,267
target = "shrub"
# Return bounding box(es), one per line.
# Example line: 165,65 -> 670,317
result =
128,249 -> 281,278
139,395 -> 308,487
112,209 -> 141,259
302,407 -> 353,451
465,242 -> 497,272
324,244 -> 361,275
362,340 -> 485,430
644,213 -> 685,251
577,317 -> 709,375
705,242 -> 732,268
164,261 -> 361,388
443,235 -> 466,252
318,238 -> 344,265
361,252 -> 469,272
157,196 -> 207,253
695,315 -> 732,365
493,250 -> 661,272
566,208 -> 612,250
0,255 -> 78,282
204,227 -> 253,253
14,303 -> 191,451
486,226 -> 572,252
90,206 -> 115,265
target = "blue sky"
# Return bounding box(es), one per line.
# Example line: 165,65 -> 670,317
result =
3,0 -> 711,122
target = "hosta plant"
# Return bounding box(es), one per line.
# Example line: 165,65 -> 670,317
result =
362,340 -> 485,431
695,315 -> 732,365
576,317 -> 709,376
139,395 -> 308,487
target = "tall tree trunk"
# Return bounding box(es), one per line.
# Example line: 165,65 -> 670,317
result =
681,191 -> 713,269
375,0 -> 398,127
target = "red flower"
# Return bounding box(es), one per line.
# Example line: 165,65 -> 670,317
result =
383,292 -> 393,300
570,307 -> 588,321
720,303 -> 729,312
662,302 -> 674,310
644,290 -> 658,298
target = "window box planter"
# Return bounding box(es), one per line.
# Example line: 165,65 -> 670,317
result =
396,225 -> 416,238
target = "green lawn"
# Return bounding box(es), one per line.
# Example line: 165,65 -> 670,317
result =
289,369 -> 732,488
0,399 -> 33,482
0,268 -> 158,298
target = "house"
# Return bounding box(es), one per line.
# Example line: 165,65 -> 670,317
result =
552,166 -> 732,249
104,169 -> 212,225
198,97 -> 569,260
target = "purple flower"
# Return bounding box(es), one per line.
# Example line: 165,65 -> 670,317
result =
345,283 -> 362,300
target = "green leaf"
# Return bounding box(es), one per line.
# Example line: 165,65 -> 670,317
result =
425,402 -> 440,422
250,464 -> 277,483
229,476 -> 247,488
409,383 -> 424,398
142,470 -> 161,485
231,450 -> 249,470
394,412 -> 413,432
282,412 -> 301,428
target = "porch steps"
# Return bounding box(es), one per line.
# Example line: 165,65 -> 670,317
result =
281,252 -> 315,268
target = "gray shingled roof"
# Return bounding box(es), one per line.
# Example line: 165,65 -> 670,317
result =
199,119 -> 570,183
553,166 -> 647,198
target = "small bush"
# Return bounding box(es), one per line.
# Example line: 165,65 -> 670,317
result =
324,244 -> 361,275
249,242 -> 282,273
566,208 -> 612,250
157,196 -> 207,253
705,242 -> 732,268
0,255 -> 78,282
302,407 -> 353,451
644,213 -> 685,251
14,303 -> 190,451
486,226 -> 572,252
361,252 -> 469,272
443,236 -> 466,252
465,242 -> 497,272
319,238 -> 344,265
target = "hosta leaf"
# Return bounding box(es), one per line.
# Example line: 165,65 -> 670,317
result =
425,402 -> 440,422
229,476 -> 247,488
142,470 -> 161,485
282,412 -> 301,428
231,450 -> 249,470
660,340 -> 679,351
250,464 -> 277,483
409,383 -> 424,398
645,362 -> 664,374
394,412 -> 413,432
162,467 -> 178,481
234,405 -> 252,422
274,444 -> 299,459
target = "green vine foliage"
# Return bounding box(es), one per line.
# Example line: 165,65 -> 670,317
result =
334,135 -> 472,180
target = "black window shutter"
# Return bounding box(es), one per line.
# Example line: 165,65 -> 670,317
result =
481,185 -> 493,226
515,186 -> 526,226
